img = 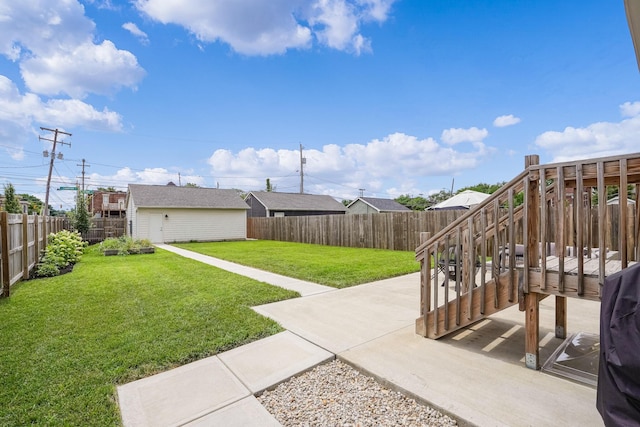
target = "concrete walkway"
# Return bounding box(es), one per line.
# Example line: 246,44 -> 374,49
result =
118,245 -> 603,427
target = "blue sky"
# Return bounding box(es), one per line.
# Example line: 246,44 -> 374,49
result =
1,0 -> 640,210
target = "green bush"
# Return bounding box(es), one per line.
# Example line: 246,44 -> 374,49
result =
35,262 -> 59,277
35,230 -> 88,278
100,236 -> 154,255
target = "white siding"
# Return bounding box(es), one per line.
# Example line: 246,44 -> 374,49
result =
135,208 -> 246,243
126,198 -> 138,238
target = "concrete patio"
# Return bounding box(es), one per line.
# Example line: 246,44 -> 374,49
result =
118,246 -> 603,426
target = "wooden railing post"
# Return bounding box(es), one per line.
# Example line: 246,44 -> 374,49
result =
417,232 -> 431,337
524,154 -> 541,370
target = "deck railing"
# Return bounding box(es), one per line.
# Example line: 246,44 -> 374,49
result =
416,153 -> 640,346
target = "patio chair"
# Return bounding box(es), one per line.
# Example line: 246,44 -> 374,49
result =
436,246 -> 480,287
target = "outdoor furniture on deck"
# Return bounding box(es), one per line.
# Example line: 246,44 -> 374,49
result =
436,246 -> 481,287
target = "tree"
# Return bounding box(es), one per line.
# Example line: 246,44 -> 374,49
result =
394,194 -> 430,211
97,187 -> 117,192
342,199 -> 353,207
265,178 -> 273,192
184,183 -> 200,188
457,182 -> 505,195
591,184 -> 636,205
18,193 -> 43,214
73,192 -> 90,234
2,183 -> 22,213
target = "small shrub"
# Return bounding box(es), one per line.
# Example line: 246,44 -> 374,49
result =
100,236 -> 154,255
35,261 -> 60,277
35,230 -> 88,278
99,238 -> 121,251
139,238 -> 152,248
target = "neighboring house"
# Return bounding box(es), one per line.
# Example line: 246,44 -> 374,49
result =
606,195 -> 636,205
0,197 -> 29,214
126,184 -> 249,243
244,191 -> 347,217
346,197 -> 411,214
91,191 -> 127,218
427,190 -> 491,210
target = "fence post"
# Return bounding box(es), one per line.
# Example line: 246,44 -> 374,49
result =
34,214 -> 39,260
1,212 -> 10,298
42,215 -> 48,245
22,213 -> 28,280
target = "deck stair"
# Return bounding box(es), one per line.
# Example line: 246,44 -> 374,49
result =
415,153 -> 640,369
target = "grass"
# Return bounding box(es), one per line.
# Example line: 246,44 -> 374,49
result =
174,240 -> 420,288
0,246 -> 298,426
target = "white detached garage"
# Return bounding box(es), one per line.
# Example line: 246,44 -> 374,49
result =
125,184 -> 249,243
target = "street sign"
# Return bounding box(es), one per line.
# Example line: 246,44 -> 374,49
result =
58,186 -> 78,190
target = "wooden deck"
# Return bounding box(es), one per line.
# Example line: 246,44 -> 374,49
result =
525,255 -> 636,302
416,152 -> 640,370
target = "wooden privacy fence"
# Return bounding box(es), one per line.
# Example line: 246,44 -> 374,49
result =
248,206 -> 636,252
248,211 -> 466,251
0,212 -> 68,297
82,218 -> 126,244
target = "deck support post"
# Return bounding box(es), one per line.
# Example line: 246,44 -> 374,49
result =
555,295 -> 567,339
524,292 -> 541,370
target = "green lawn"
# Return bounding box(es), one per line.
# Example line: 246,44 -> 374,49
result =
0,247 -> 298,426
174,240 -> 420,288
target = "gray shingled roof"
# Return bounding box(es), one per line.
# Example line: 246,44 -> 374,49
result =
354,197 -> 411,212
248,191 -> 347,212
128,184 -> 249,209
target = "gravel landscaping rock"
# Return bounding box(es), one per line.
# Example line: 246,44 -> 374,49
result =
258,360 -> 457,426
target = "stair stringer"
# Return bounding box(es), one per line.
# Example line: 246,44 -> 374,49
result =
416,269 -> 520,339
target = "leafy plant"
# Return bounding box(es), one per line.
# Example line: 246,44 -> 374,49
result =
35,230 -> 88,278
2,183 -> 22,213
100,236 -> 154,255
35,262 -> 59,277
99,237 -> 122,251
73,192 -> 91,234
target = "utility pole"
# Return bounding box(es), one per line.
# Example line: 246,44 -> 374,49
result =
299,143 -> 306,194
77,159 -> 90,213
359,188 -> 365,197
39,127 -> 71,216
77,158 -> 90,194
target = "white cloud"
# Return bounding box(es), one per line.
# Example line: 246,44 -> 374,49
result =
207,132 -> 488,198
493,114 -> 521,128
534,102 -> 640,162
135,0 -> 397,55
0,1 -> 141,159
0,75 -> 122,131
135,0 -> 312,55
123,22 -> 149,45
620,101 -> 640,118
308,0 -> 370,54
358,0 -> 396,22
1,0 -> 145,98
86,167 -> 206,191
0,0 -> 94,60
21,40 -> 145,98
0,75 -> 123,160
441,127 -> 488,145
